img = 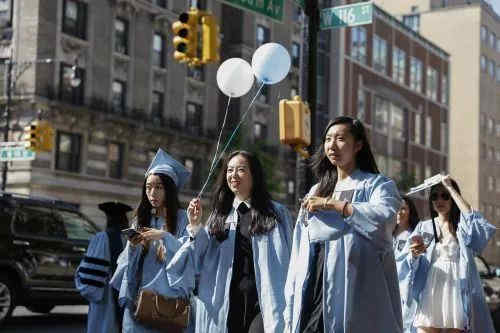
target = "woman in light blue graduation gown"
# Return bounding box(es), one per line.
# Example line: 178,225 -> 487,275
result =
167,150 -> 293,333
393,195 -> 420,332
400,176 -> 496,333
75,201 -> 132,333
110,148 -> 194,333
285,117 -> 403,333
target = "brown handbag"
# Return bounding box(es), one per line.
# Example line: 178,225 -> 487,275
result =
133,238 -> 190,332
134,289 -> 190,332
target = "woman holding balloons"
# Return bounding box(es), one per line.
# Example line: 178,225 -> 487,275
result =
163,44 -> 294,333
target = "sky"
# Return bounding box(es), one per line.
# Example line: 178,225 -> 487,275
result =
493,1 -> 500,16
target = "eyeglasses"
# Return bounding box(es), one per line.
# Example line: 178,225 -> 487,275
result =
430,192 -> 450,201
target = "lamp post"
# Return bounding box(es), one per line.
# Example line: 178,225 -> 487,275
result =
0,56 -> 79,192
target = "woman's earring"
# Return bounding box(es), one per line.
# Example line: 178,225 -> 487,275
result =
151,208 -> 157,215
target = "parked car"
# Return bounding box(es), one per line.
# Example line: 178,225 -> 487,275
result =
475,255 -> 500,330
0,192 -> 99,325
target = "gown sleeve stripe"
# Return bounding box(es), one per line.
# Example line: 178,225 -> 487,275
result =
79,266 -> 108,278
80,277 -> 106,288
84,256 -> 110,266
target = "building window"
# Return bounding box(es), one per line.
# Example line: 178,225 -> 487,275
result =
441,74 -> 448,104
403,14 -> 420,32
256,25 -> 270,47
108,142 -> 123,179
186,102 -> 202,135
426,67 -> 438,101
410,57 -> 422,93
373,35 -> 387,74
114,18 -> 128,55
497,179 -> 500,193
489,31 -> 496,49
480,113 -> 486,129
425,115 -> 432,147
112,80 -> 126,113
254,122 -> 267,141
425,165 -> 432,179
487,117 -> 493,134
496,66 -> 500,83
291,42 -> 300,68
60,63 -> 85,105
497,38 -> 500,53
391,104 -> 404,140
184,158 -> 201,190
481,55 -> 487,72
351,26 -> 367,64
375,154 -> 388,175
374,96 -> 389,133
392,47 -> 406,84
481,25 -> 488,42
488,146 -> 494,161
287,180 -> 295,196
497,148 -> 500,162
496,123 -> 500,137
414,112 -> 422,144
153,33 -> 165,68
488,176 -> 494,192
152,91 -> 164,120
0,0 -> 12,28
62,0 -> 87,39
152,0 -> 167,8
441,121 -> 448,153
189,0 -> 205,9
55,132 -> 81,172
187,66 -> 204,81
489,59 -> 496,79
357,88 -> 366,122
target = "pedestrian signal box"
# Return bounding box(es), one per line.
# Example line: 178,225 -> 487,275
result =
279,96 -> 311,158
23,120 -> 54,152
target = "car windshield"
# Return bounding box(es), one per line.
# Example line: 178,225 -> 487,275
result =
55,210 -> 98,241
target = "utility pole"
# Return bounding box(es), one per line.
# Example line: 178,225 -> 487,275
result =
1,56 -> 13,192
296,0 -> 319,203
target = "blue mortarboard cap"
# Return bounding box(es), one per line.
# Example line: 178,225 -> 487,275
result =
145,148 -> 191,189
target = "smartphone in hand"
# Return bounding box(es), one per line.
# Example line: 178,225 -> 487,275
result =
121,228 -> 140,239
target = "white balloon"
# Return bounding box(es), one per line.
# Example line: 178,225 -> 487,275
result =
216,58 -> 255,98
251,43 -> 291,85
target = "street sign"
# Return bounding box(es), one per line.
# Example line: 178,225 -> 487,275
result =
293,0 -> 304,8
320,2 -> 373,30
0,146 -> 36,161
219,0 -> 284,23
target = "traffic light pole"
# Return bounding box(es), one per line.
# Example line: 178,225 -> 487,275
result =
296,0 -> 319,202
1,57 -> 13,192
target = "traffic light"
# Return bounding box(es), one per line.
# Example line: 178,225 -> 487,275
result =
37,120 -> 54,152
23,121 -> 54,152
201,14 -> 220,64
172,9 -> 200,64
279,96 -> 311,158
24,123 -> 40,152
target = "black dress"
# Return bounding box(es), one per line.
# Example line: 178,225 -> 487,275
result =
226,203 -> 264,333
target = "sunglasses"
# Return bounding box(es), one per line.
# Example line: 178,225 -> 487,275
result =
430,192 -> 450,201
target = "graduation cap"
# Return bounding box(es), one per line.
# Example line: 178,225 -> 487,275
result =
145,148 -> 191,189
98,201 -> 133,219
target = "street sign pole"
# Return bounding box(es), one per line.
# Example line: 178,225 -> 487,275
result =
296,0 -> 319,203
1,55 -> 13,191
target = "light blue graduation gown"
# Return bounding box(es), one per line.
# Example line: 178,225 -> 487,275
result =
393,230 -> 414,332
284,170 -> 403,333
400,212 -> 496,333
75,231 -> 122,333
165,201 -> 293,333
110,210 -> 194,333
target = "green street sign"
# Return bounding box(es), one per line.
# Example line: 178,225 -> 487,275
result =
320,2 -> 373,30
219,0 -> 284,22
293,0 -> 304,8
0,146 -> 36,161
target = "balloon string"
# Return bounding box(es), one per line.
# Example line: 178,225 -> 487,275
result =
197,82 -> 265,198
207,96 -> 231,179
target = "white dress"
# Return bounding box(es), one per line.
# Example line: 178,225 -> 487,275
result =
414,231 -> 466,329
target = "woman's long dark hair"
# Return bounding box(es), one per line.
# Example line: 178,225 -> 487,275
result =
312,116 -> 379,197
428,180 -> 461,242
398,195 -> 420,233
136,173 -> 179,235
208,150 -> 278,241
